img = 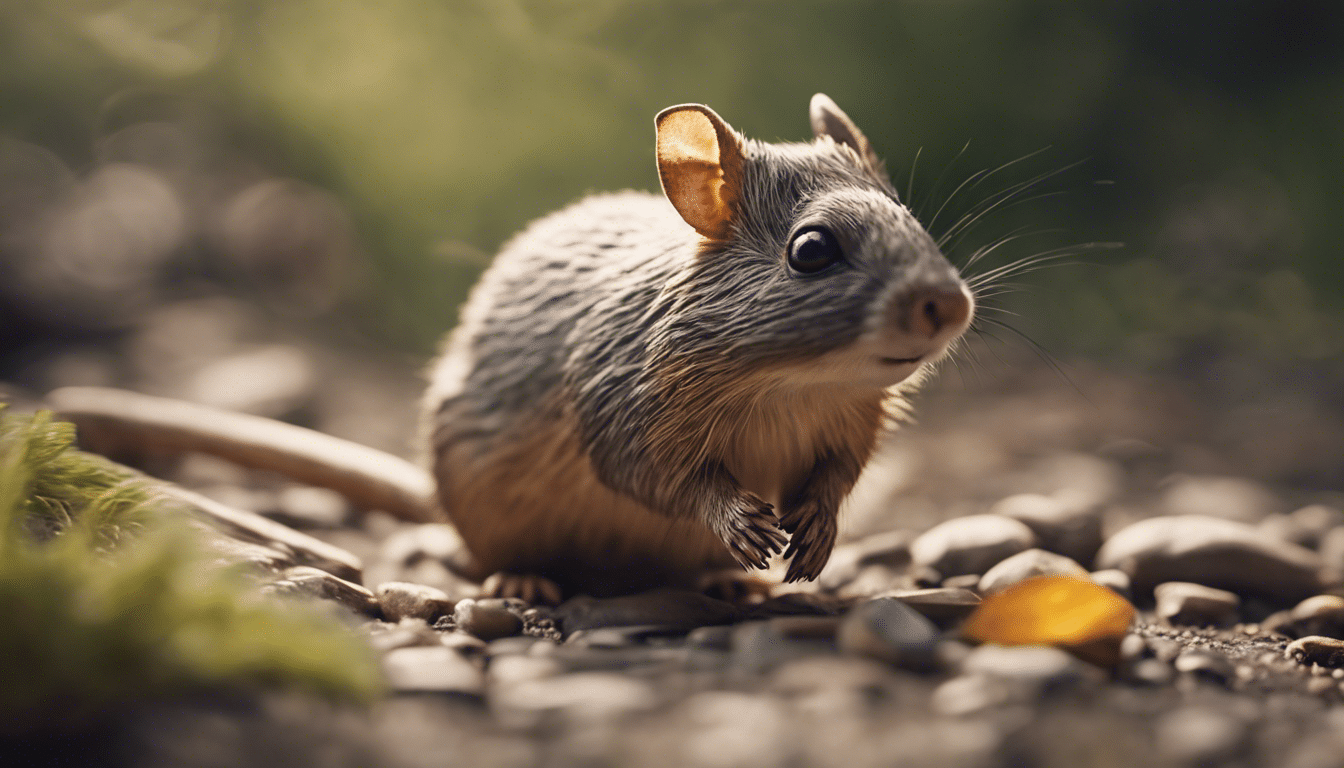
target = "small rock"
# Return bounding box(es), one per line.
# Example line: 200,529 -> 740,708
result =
553,589 -> 740,634
686,625 -> 735,650
731,621 -> 834,674
680,692 -> 790,768
487,654 -> 563,687
1286,636 -> 1344,668
1320,527 -> 1344,570
836,598 -> 940,671
1266,595 -> 1344,639
1095,515 -> 1325,602
744,592 -> 849,619
1292,505 -> 1344,546
977,549 -> 1089,594
910,515 -> 1036,577
440,631 -> 489,658
491,672 -> 657,728
769,616 -> 843,641
990,493 -> 1103,566
817,529 -> 914,590
454,599 -> 523,641
263,565 -> 379,617
1173,650 -> 1236,685
835,564 -> 905,599
376,582 -> 455,623
382,645 -> 485,695
931,674 -> 1014,716
365,618 -> 442,652
1154,706 -> 1246,763
961,644 -> 1091,691
881,588 -> 981,627
770,655 -> 894,699
1162,475 -> 1281,522
1154,581 -> 1241,627
1122,658 -> 1175,686
200,534 -> 295,575
1089,569 -> 1132,600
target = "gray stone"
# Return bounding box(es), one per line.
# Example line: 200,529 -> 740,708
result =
961,644 -> 1089,691
490,672 -> 658,728
382,645 -> 485,695
440,630 -> 489,659
686,625 -> 735,650
1173,650 -> 1235,685
836,598 -> 940,671
1286,636 -> 1344,668
1089,569 -> 1132,600
769,655 -> 894,698
941,573 -> 982,591
930,674 -> 1014,716
1277,595 -> 1344,639
977,548 -> 1089,594
553,589 -> 740,634
768,616 -> 843,641
1162,474 -> 1281,522
835,564 -> 905,599
731,621 -> 834,674
1122,658 -> 1175,686
376,581 -> 455,623
453,599 -> 523,641
816,529 -> 914,590
263,565 -> 379,617
909,514 -> 1036,577
1154,581 -> 1240,627
365,618 -> 441,652
990,493 -> 1104,566
879,588 -> 981,627
1095,515 -> 1326,602
487,654 -> 563,687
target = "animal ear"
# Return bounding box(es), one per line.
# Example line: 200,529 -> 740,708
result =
810,93 -> 885,178
655,104 -> 744,241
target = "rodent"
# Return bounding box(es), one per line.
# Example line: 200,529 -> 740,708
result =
422,94 -> 974,602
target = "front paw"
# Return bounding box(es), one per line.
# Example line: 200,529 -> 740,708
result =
713,492 -> 787,571
779,504 -> 838,583
481,572 -> 564,606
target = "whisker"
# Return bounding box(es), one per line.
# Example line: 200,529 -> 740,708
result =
915,140 -> 972,222
905,146 -> 922,208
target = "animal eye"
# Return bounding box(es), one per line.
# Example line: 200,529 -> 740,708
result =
787,228 -> 843,275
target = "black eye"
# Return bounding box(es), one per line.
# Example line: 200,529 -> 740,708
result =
787,228 -> 843,275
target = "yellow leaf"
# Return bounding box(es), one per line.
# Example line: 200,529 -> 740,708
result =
962,575 -> 1135,665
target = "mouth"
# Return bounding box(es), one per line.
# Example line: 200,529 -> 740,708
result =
879,355 -> 923,366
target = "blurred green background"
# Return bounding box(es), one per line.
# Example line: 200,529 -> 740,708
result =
2,0 -> 1343,388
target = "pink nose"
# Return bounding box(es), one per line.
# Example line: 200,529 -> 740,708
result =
907,286 -> 973,339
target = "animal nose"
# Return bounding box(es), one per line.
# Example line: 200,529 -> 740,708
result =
907,285 -> 973,339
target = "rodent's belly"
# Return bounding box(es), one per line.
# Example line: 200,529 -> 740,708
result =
433,407 -> 737,595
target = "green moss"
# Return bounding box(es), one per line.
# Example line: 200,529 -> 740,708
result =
0,405 -> 382,729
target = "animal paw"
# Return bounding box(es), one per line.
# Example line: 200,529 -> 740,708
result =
779,503 -> 838,583
481,571 -> 564,606
715,493 -> 787,571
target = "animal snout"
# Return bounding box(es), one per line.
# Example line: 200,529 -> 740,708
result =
906,285 -> 973,339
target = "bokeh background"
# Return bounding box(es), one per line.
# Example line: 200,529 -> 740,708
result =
2,0 -> 1343,485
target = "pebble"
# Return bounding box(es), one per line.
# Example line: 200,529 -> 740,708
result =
731,621 -> 835,674
680,692 -> 790,768
1172,650 -> 1236,685
960,644 -> 1090,692
262,565 -> 380,617
1265,595 -> 1344,639
990,493 -> 1103,566
491,672 -> 658,728
940,573 -> 982,591
200,534 -> 295,575
880,588 -> 981,627
1154,581 -> 1241,627
930,674 -> 1014,716
1089,569 -> 1132,600
835,564 -> 905,599
1094,515 -> 1325,602
376,581 -> 456,623
440,631 -> 489,658
769,655 -> 893,699
487,654 -> 563,687
977,548 -> 1089,594
382,645 -> 486,696
1286,636 -> 1344,668
1154,706 -> 1246,763
1122,658 -> 1176,686
835,598 -> 940,671
553,590 -> 740,634
909,515 -> 1036,577
686,625 -> 735,650
454,598 -> 524,641
1320,527 -> 1344,570
1162,474 -> 1281,522
365,618 -> 442,652
816,529 -> 914,590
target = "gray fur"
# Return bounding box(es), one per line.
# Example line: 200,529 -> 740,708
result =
425,97 -> 972,595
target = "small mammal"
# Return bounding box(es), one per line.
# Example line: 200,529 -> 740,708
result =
423,94 -> 974,602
